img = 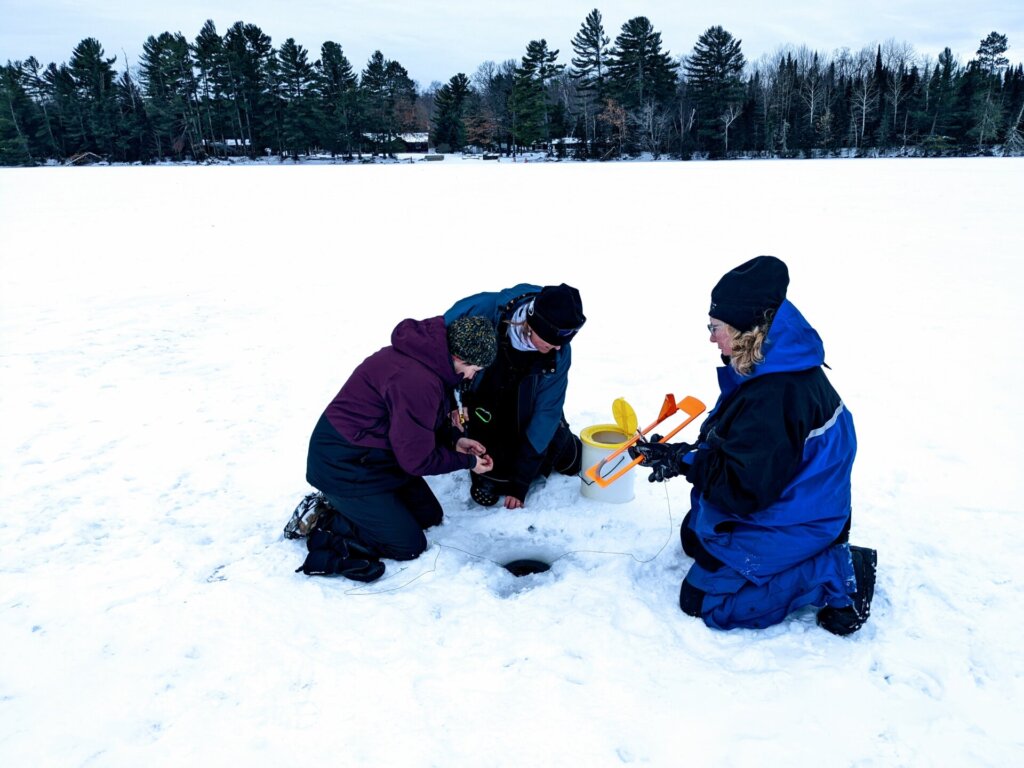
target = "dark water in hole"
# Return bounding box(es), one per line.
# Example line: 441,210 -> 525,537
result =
503,559 -> 551,577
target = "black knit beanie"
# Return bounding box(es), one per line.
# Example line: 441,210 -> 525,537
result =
528,284 -> 587,345
709,256 -> 789,332
447,316 -> 497,367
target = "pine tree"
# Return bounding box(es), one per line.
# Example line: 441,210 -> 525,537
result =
977,32 -> 1010,76
18,57 -> 61,158
509,59 -> 542,151
315,41 -> 360,157
947,59 -> 981,149
509,77 -> 539,152
684,25 -> 744,155
42,63 -> 80,157
0,64 -> 36,165
276,38 -> 315,159
511,39 -> 563,150
431,73 -> 471,151
68,37 -> 120,157
361,50 -> 389,150
570,9 -> 610,155
360,51 -> 416,154
925,48 -> 959,146
571,9 -> 609,87
192,20 -> 231,157
140,32 -> 201,158
971,32 -> 1009,148
607,17 -> 679,112
385,59 -> 418,138
222,22 -> 276,157
115,67 -> 154,162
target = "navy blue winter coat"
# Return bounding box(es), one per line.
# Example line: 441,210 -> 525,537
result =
680,299 -> 858,629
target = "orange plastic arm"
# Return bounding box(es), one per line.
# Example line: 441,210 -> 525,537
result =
584,395 -> 705,489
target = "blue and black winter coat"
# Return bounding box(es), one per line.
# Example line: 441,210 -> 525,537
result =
680,299 -> 857,628
444,284 -> 572,499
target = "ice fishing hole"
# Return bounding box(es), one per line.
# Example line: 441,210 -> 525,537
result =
503,558 -> 552,577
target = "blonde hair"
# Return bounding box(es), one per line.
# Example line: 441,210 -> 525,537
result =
726,309 -> 775,376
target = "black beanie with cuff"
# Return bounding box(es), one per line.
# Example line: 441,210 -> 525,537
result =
527,284 -> 586,345
709,256 -> 789,332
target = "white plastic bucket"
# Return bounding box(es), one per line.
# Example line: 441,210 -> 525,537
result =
579,424 -> 635,503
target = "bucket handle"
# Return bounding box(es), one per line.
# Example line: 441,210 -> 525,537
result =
579,452 -> 628,486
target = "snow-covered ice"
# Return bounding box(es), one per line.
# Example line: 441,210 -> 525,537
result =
2,158 -> 1023,766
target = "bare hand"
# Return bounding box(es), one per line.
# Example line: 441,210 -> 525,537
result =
456,437 -> 486,456
504,495 -> 524,509
471,454 -> 494,474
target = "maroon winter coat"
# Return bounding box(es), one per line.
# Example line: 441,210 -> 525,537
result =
307,316 -> 474,496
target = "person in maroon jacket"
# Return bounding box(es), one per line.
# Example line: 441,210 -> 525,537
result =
292,315 -> 497,580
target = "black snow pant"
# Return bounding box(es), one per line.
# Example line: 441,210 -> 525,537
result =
323,477 -> 443,561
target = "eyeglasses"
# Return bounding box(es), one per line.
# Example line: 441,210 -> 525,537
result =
707,323 -> 724,334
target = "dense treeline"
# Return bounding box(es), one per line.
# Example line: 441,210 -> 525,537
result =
2,11 -> 1022,165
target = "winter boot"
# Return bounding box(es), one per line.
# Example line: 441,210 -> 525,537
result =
295,529 -> 385,582
817,545 -> 877,636
470,475 -> 500,507
284,492 -> 332,539
678,577 -> 706,618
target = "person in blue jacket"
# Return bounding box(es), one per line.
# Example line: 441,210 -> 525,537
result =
444,284 -> 586,509
631,256 -> 877,636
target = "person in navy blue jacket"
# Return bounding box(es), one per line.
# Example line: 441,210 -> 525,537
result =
444,284 -> 586,509
631,256 -> 877,636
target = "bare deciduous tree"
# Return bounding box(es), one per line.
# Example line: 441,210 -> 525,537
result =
720,103 -> 742,154
848,47 -> 879,148
796,46 -> 828,139
882,39 -> 916,144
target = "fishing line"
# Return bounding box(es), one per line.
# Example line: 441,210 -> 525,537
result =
343,546 -> 442,595
343,483 -> 678,595
562,482 -> 676,565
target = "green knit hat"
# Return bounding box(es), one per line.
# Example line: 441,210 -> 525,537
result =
447,316 -> 497,368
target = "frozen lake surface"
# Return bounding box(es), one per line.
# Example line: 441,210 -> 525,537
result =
2,158 -> 1023,765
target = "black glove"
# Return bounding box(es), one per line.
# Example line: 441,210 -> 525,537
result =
629,438 -> 694,483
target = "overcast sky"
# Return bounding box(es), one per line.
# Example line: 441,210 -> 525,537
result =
2,0 -> 1022,85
